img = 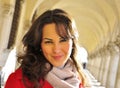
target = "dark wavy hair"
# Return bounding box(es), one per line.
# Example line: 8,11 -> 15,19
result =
18,9 -> 86,88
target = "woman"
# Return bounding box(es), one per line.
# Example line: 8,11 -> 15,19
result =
5,9 -> 87,88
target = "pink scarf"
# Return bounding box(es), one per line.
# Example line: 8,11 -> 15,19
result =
45,60 -> 80,88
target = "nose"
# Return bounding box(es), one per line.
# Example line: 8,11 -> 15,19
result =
53,43 -> 61,53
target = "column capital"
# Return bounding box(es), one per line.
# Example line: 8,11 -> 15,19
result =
107,42 -> 119,54
1,3 -> 15,16
114,34 -> 120,48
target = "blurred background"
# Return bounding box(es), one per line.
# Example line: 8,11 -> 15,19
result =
0,0 -> 120,88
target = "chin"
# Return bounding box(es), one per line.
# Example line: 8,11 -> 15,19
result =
53,63 -> 65,68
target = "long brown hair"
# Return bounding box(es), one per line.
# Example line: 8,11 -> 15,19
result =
18,9 -> 86,88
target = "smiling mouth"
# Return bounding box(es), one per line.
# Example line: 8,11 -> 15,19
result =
53,55 -> 63,60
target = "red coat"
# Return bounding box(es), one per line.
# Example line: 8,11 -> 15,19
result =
5,68 -> 84,88
5,68 -> 53,88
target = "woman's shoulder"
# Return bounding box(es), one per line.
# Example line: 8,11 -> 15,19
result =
5,68 -> 22,81
10,68 -> 23,79
5,68 -> 53,88
4,68 -> 24,88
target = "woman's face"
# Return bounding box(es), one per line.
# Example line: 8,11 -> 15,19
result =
41,23 -> 73,67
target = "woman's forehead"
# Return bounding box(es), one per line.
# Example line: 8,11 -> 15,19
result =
42,23 -> 68,36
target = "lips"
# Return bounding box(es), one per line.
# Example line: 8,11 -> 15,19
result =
53,55 -> 63,60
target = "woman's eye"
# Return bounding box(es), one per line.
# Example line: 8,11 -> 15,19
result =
60,38 -> 68,42
44,41 -> 53,44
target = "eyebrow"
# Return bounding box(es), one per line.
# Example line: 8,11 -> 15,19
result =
43,38 -> 52,41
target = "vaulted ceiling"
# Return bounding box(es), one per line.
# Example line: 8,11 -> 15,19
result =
2,0 -> 120,55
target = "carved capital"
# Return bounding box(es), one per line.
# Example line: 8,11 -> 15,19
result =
1,3 -> 15,16
107,42 -> 119,54
114,35 -> 120,48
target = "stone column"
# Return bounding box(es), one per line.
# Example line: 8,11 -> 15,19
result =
0,3 -> 15,66
114,35 -> 120,88
100,47 -> 111,86
106,42 -> 119,88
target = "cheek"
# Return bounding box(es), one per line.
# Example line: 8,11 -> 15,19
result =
41,43 -> 46,53
41,46 -> 50,55
63,42 -> 73,54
